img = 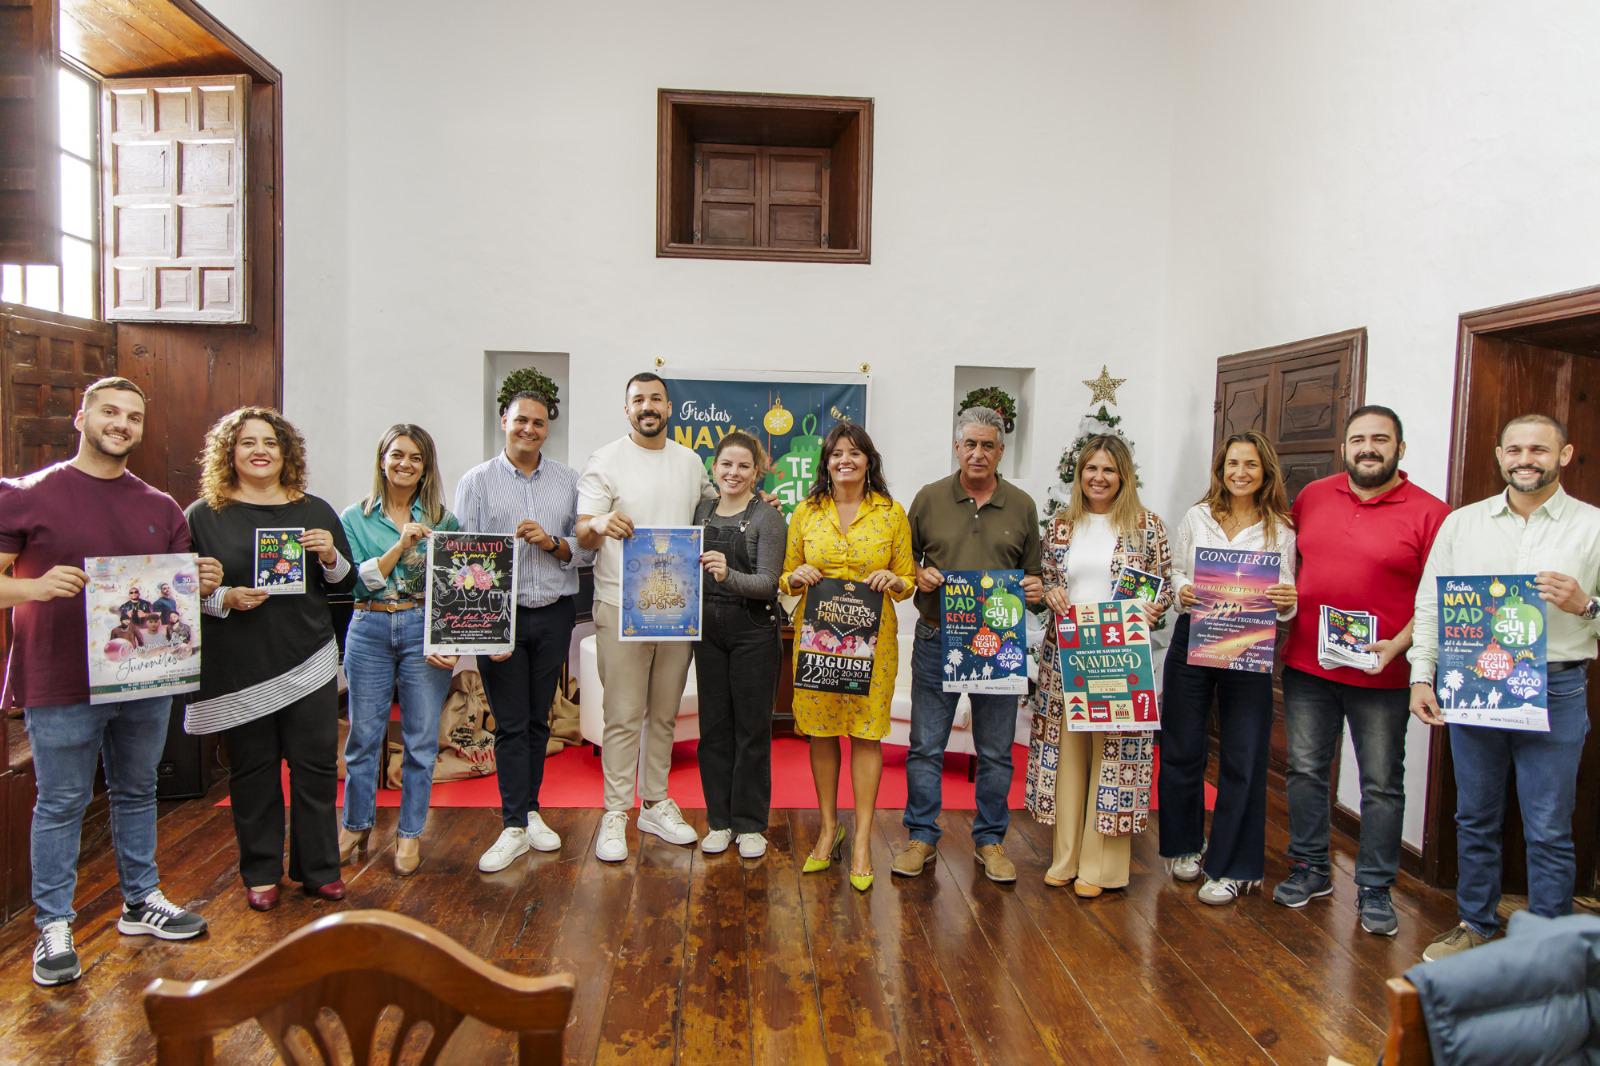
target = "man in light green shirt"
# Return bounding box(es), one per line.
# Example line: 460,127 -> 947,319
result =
1407,414 -> 1600,962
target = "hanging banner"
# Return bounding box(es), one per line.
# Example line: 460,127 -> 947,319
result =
661,371 -> 869,514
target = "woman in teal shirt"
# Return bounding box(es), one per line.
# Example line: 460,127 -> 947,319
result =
337,424 -> 458,875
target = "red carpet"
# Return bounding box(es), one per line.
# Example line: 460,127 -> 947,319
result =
219,739 -> 1215,811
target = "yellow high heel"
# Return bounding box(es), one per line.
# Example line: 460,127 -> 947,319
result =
802,825 -> 846,873
849,867 -> 875,892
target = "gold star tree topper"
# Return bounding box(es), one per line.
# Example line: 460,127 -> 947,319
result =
1082,365 -> 1126,406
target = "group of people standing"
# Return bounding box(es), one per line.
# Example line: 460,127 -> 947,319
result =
2,373 -> 1596,989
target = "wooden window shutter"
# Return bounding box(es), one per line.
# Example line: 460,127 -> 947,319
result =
101,74 -> 249,323
0,0 -> 60,265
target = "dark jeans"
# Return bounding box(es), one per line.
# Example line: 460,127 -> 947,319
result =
223,678 -> 340,889
1158,614 -> 1274,881
478,598 -> 576,828
904,622 -> 1017,847
694,597 -> 780,833
1451,665 -> 1590,935
1281,667 -> 1409,887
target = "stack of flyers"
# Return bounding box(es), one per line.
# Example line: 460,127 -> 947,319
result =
1318,606 -> 1379,670
1113,565 -> 1165,605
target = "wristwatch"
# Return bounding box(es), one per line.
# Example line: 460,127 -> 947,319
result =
542,536 -> 562,554
1584,596 -> 1600,621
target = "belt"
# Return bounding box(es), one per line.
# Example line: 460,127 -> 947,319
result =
354,600 -> 418,613
1550,660 -> 1592,673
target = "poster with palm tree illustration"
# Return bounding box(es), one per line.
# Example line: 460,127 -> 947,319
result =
1435,574 -> 1548,731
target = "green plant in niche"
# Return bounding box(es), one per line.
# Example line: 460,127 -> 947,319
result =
956,386 -> 1018,433
496,367 -> 560,419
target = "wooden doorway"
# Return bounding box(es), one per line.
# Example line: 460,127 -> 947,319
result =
1422,284 -> 1600,893
1212,328 -> 1367,776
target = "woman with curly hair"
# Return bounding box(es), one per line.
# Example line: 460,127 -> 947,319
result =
183,407 -> 355,911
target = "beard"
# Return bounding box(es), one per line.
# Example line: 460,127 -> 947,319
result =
1502,463 -> 1558,494
1345,451 -> 1398,489
84,426 -> 136,458
632,415 -> 665,438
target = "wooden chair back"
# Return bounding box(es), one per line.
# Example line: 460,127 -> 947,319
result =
142,909 -> 574,1064
1384,977 -> 1432,1065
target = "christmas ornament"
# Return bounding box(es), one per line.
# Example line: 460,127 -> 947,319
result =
765,413 -> 825,510
1082,365 -> 1127,406
1505,656 -> 1544,701
1491,585 -> 1543,647
762,396 -> 794,435
983,583 -> 1024,630
970,625 -> 1000,657
1475,639 -> 1513,681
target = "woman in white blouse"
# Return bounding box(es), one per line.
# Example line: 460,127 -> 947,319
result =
1159,429 -> 1297,906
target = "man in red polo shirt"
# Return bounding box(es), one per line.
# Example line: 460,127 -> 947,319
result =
1271,405 -> 1450,936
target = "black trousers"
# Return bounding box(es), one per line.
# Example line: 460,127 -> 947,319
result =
694,597 -> 780,833
478,598 -> 577,827
1157,614 -> 1275,881
222,677 -> 340,889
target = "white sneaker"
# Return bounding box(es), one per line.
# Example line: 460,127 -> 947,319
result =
1167,852 -> 1203,883
525,811 -> 561,852
637,798 -> 697,846
478,827 -> 530,873
1198,877 -> 1260,906
736,832 -> 768,859
701,828 -> 733,854
595,810 -> 630,863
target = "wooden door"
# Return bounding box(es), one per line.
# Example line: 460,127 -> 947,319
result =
0,0 -> 59,265
693,144 -> 829,249
1212,329 -> 1367,775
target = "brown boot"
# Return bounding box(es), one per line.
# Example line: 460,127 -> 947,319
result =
394,837 -> 421,876
891,840 -> 937,877
337,827 -> 369,865
975,843 -> 1017,883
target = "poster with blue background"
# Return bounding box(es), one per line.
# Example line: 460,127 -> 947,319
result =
1435,574 -> 1548,731
621,527 -> 703,641
941,569 -> 1029,693
663,372 -> 869,514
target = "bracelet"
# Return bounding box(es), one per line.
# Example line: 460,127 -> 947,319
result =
1410,680 -> 1434,687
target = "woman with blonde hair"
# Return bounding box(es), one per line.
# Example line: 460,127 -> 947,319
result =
183,407 -> 355,911
1159,429 -> 1297,905
1025,433 -> 1173,895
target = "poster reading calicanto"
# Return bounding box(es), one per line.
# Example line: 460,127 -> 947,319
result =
1186,547 -> 1281,673
620,527 -> 703,641
424,532 -> 517,656
794,578 -> 883,695
1435,574 -> 1548,732
84,553 -> 201,704
1056,600 -> 1158,731
941,569 -> 1028,694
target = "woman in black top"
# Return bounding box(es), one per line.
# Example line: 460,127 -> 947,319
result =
184,407 -> 355,911
693,431 -> 787,859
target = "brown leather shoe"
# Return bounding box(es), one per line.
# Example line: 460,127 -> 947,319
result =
394,837 -> 421,877
891,840 -> 937,877
303,879 -> 346,901
337,827 -> 369,864
975,843 -> 1017,883
245,884 -> 280,911
1074,879 -> 1104,899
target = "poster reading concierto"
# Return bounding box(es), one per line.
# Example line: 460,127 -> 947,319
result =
84,553 -> 201,704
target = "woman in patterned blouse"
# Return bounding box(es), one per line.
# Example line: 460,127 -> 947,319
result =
780,423 -> 916,890
1025,434 -> 1172,896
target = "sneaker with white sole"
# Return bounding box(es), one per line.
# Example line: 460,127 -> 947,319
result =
1198,877 -> 1260,905
1167,852 -> 1203,883
525,811 -> 562,852
595,810 -> 630,862
637,798 -> 697,846
736,832 -> 768,859
701,828 -> 733,854
478,827 -> 530,872
32,921 -> 80,987
117,889 -> 207,940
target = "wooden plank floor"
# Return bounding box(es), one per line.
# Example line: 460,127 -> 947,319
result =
0,782 -> 1463,1064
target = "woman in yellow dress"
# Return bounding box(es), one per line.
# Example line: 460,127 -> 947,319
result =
781,423 -> 915,890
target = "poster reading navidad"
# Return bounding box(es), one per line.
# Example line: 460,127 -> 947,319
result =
1056,600 -> 1158,731
424,532 -> 517,656
794,578 -> 883,695
941,569 -> 1028,694
1435,574 -> 1549,731
662,372 -> 869,514
620,527 -> 703,641
253,527 -> 306,594
1186,547 -> 1281,673
84,553 -> 201,704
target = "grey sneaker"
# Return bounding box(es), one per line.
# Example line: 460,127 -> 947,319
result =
1357,886 -> 1398,936
1198,877 -> 1259,905
1167,852 -> 1203,883
1422,921 -> 1491,962
118,889 -> 207,941
33,921 -> 80,986
1272,862 -> 1334,908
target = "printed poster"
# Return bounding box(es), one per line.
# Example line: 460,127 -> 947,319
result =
1056,600 -> 1158,731
941,569 -> 1028,694
253,527 -> 306,594
1186,547 -> 1281,673
662,372 -> 869,515
794,578 -> 884,695
620,527 -> 703,641
1435,574 -> 1548,732
84,553 -> 201,704
1113,565 -> 1166,604
424,532 -> 517,656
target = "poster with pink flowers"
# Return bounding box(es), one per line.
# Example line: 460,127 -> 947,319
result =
424,531 -> 518,656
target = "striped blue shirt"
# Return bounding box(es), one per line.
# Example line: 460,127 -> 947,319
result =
452,452 -> 594,608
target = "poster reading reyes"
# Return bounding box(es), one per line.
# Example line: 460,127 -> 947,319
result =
84,553 -> 201,704
1186,547 -> 1281,673
424,532 -> 517,656
1435,574 -> 1548,732
620,527 -> 703,641
253,527 -> 306,594
794,578 -> 884,695
1056,600 -> 1158,731
941,569 -> 1028,694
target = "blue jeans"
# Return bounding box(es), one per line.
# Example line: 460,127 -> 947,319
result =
1282,668 -> 1410,887
1450,665 -> 1590,935
903,623 -> 1016,847
341,608 -> 452,839
25,696 -> 171,928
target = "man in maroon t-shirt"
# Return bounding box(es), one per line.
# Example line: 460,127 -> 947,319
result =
0,377 -> 222,986
1270,405 -> 1450,936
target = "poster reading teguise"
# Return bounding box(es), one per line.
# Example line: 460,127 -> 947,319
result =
84,553 -> 201,704
1056,600 -> 1158,731
620,527 -> 703,641
424,532 -> 517,656
794,578 -> 884,695
941,570 -> 1028,694
1435,574 -> 1549,732
1185,547 -> 1281,673
253,527 -> 306,594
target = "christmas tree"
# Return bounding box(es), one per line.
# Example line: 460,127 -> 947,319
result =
1043,365 -> 1139,523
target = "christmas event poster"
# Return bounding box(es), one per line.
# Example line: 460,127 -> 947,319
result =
1113,565 -> 1166,605
941,569 -> 1028,694
424,532 -> 518,656
1056,600 -> 1158,731
84,553 -> 201,704
794,578 -> 884,695
253,527 -> 306,594
620,527 -> 703,642
1185,547 -> 1281,673
1434,574 -> 1548,731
